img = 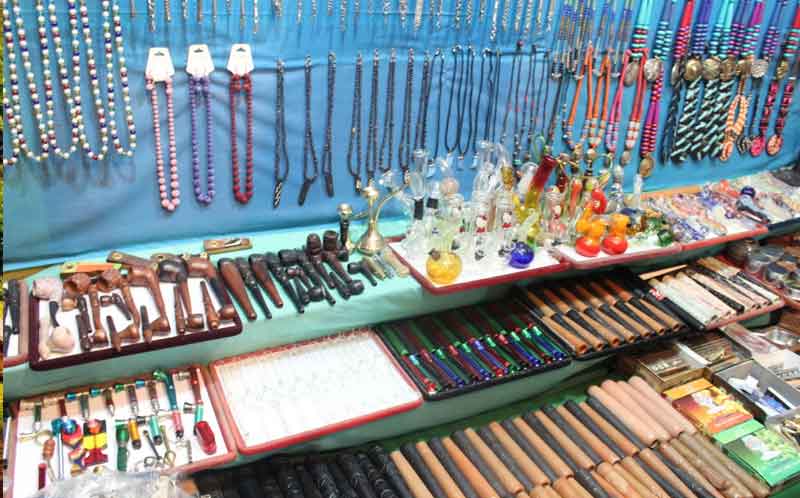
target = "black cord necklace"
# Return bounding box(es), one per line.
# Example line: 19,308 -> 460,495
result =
489,49 -> 502,141
471,49 -> 488,153
397,49 -> 415,174
444,45 -> 463,155
346,54 -> 364,193
365,50 -> 380,185
414,51 -> 433,152
500,43 -> 522,148
299,56 -> 320,206
457,46 -> 476,160
322,52 -> 336,197
378,49 -> 396,173
524,46 -> 539,160
273,59 -> 289,209
432,49 -> 446,159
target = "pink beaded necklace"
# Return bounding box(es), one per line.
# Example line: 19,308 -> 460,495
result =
146,49 -> 179,212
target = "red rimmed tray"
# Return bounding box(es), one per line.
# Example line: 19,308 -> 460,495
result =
4,280 -> 30,368
680,225 -> 770,253
208,329 -> 423,456
555,242 -> 683,270
6,364 -> 236,498
387,241 -> 571,295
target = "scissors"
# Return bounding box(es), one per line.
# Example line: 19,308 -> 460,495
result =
138,429 -> 176,471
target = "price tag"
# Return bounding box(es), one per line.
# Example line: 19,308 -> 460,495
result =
227,44 -> 254,76
186,44 -> 215,78
145,47 -> 175,82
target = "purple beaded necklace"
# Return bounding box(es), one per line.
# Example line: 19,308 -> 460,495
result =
189,75 -> 215,205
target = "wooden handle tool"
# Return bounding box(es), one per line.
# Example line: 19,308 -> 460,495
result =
391,450 -> 436,498
443,436 -> 502,498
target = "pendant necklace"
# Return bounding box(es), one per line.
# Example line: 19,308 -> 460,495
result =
529,48 -> 550,161
273,59 -> 290,208
562,44 -> 594,153
619,47 -> 647,167
720,0 -> 764,162
484,50 -> 502,142
378,49 -> 396,174
364,51 -> 380,187
456,47 -> 476,164
346,54 -> 364,193
511,43 -> 531,165
660,0 -> 696,162
433,49 -> 446,159
523,46 -> 539,160
397,49 -> 415,175
414,51 -> 433,153
444,46 -> 465,158
555,0 -> 582,150
517,45 -> 536,163
299,56 -> 320,205
623,0 -> 652,86
586,48 -> 611,169
611,0 -> 634,79
751,2 -> 797,156
668,0 -> 713,163
637,0 -> 676,177
471,49 -> 486,154
707,0 -> 747,158
146,64 -> 180,212
605,50 -> 630,161
322,52 -> 336,197
189,74 -> 215,205
766,58 -> 799,156
229,71 -> 254,204
500,44 -> 522,149
546,2 -> 571,150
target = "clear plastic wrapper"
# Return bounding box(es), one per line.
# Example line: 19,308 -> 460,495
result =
26,471 -> 192,498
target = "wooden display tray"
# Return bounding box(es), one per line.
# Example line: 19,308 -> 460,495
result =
388,241 -> 571,295
208,329 -> 423,456
555,241 -> 682,270
4,280 -> 30,368
29,277 -> 243,371
5,365 -> 236,498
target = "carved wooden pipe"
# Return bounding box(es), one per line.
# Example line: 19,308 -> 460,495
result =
184,255 -> 237,321
249,254 -> 284,308
200,281 -> 220,330
107,315 -> 140,352
174,286 -> 187,335
218,258 -> 257,320
127,265 -> 170,332
97,268 -> 140,331
158,259 -> 204,330
87,284 -> 108,345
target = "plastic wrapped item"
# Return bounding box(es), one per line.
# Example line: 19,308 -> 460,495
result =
27,471 -> 192,498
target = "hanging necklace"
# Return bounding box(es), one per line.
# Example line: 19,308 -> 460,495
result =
145,49 -> 179,212
378,49 -> 396,174
509,42 -> 527,164
619,48 -> 647,167
346,54 -> 364,193
189,74 -> 215,205
414,51 -> 433,153
229,66 -> 254,204
397,49 -> 414,175
605,50 -> 630,160
433,49 -> 446,159
364,51 -> 380,186
322,52 -> 336,197
660,0 -> 696,162
471,49 -> 486,154
456,47 -> 476,162
530,49 -> 550,161
751,2 -> 797,156
104,0 -> 137,158
766,58 -> 799,156
637,0 -> 676,177
518,45 -> 536,163
522,46 -> 538,160
586,48 -> 611,167
720,0 -> 764,161
669,0 -> 713,163
444,46 -> 463,157
273,59 -> 290,208
623,0 -> 652,86
299,56 -> 320,205
612,0 -> 634,78
1,0 -> 24,165
562,44 -> 594,153
500,44 -> 523,148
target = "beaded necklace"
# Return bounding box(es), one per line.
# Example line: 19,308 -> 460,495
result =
364,51 -> 380,186
669,0 -> 713,163
145,50 -> 179,212
229,71 -> 254,204
518,45 -> 536,163
605,50 -> 630,158
273,60 -> 290,208
102,0 -> 137,158
414,51 -> 434,154
751,2 -> 798,156
586,49 -> 611,167
322,52 -> 336,197
619,48 -> 647,167
562,44 -> 594,152
299,56 -> 320,205
500,44 -> 523,150
766,7 -> 800,156
397,49 -> 414,175
638,0 -> 676,177
660,0 -> 697,162
189,75 -> 214,205
720,0 -> 764,161
623,0 -> 653,84
378,50 -> 396,174
612,0 -> 634,77
346,54 -> 364,193
445,46 -> 465,155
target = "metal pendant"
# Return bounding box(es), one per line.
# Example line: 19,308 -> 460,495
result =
701,58 -> 720,81
684,59 -> 703,82
719,57 -> 737,81
750,136 -> 765,156
751,58 -> 769,79
639,155 -> 654,178
766,135 -> 783,156
776,59 -> 790,80
643,58 -> 663,83
736,135 -> 752,154
671,62 -> 683,86
624,60 -> 639,86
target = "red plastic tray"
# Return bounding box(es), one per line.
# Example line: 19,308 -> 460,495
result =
208,329 -> 423,456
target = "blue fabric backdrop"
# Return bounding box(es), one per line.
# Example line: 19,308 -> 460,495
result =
4,0 -> 799,268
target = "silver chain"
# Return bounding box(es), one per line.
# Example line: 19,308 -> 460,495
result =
523,0 -> 534,36
413,0 -> 423,31
339,0 -> 347,30
501,0 -> 510,32
399,0 -> 408,26
513,0 -> 524,31
490,0 -> 500,40
465,0 -> 473,26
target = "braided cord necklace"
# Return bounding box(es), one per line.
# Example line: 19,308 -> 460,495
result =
638,0 -> 676,177
364,51 -> 380,186
660,0 -> 697,162
500,44 -> 523,151
346,54 -> 364,193
752,2 -> 797,156
378,49 -> 396,174
471,49 -> 487,154
720,0 -> 764,161
147,75 -> 180,211
273,60 -> 290,208
623,0 -> 653,84
433,49 -> 446,158
737,0 -> 768,152
397,49 -> 415,174
230,73 -> 254,204
322,52 -> 336,197
299,56 -> 320,205
695,0 -> 736,158
445,46 -> 464,155
189,75 -> 214,205
709,0 -> 747,158
605,50 -> 630,158
619,48 -> 647,167
518,45 -> 536,163
562,44 -> 594,153
456,47 -> 476,161
413,51 -> 433,154
766,6 -> 800,156
669,0 -> 713,163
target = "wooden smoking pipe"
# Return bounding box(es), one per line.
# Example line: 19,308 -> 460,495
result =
200,281 -> 220,330
96,268 -> 140,331
184,255 -> 238,320
305,233 -> 338,290
126,264 -> 170,333
218,258 -> 257,320
248,254 -> 284,308
87,284 -> 108,345
600,279 -> 671,334
107,315 -> 139,352
174,286 -> 187,335
158,259 -> 204,330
